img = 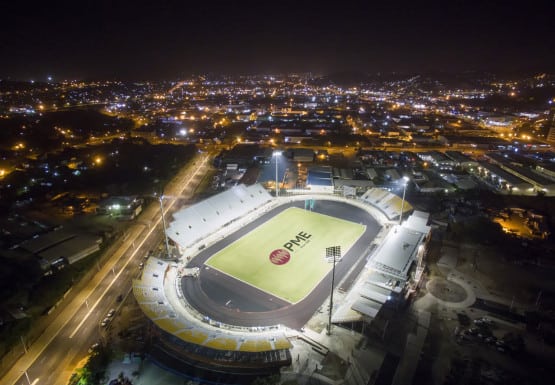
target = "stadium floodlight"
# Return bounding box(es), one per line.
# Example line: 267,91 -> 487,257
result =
399,176 -> 409,225
273,151 -> 282,197
326,245 -> 341,335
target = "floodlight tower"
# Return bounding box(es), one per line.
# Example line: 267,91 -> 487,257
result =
399,176 -> 410,225
326,246 -> 340,335
273,151 -> 282,197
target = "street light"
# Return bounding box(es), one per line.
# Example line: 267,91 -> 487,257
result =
399,176 -> 409,225
20,335 -> 27,353
156,194 -> 171,259
273,151 -> 282,197
23,370 -> 31,385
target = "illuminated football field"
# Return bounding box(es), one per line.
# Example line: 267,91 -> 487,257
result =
205,207 -> 366,303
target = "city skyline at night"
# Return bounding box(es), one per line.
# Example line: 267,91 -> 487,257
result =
1,2 -> 555,385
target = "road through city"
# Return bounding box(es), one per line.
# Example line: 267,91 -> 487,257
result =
1,152 -> 211,385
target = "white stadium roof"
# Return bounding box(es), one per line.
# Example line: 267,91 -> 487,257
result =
167,183 -> 272,250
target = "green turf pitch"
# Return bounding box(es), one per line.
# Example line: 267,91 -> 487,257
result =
205,207 -> 366,303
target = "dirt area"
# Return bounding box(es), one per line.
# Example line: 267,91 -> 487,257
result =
411,226 -> 555,385
315,352 -> 349,380
456,243 -> 555,305
103,291 -> 148,357
427,278 -> 467,302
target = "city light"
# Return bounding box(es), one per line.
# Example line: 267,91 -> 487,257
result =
0,67 -> 554,385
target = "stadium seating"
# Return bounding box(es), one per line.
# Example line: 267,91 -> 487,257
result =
167,184 -> 272,250
205,337 -> 238,351
133,255 -> 292,360
239,339 -> 272,352
360,188 -> 413,221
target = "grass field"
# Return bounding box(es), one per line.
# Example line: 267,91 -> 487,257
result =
205,207 -> 366,303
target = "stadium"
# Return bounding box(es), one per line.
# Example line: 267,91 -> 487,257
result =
133,183 -> 431,383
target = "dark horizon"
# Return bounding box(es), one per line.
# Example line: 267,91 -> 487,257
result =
1,0 -> 554,81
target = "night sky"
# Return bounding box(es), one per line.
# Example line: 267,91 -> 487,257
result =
1,0 -> 554,80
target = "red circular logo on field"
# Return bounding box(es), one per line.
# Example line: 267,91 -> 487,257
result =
269,249 -> 291,265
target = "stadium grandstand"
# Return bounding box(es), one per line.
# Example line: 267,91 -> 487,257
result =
133,257 -> 292,376
166,184 -> 273,255
333,211 -> 430,324
360,188 -> 413,221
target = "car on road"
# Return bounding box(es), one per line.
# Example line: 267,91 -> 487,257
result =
100,317 -> 110,328
88,342 -> 100,353
107,308 -> 116,318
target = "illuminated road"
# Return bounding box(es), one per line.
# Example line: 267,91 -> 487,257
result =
1,152 -> 211,385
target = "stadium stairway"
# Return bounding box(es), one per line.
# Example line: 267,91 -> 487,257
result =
297,329 -> 329,356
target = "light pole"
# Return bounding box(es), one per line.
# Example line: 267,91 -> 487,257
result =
20,335 -> 27,353
23,370 -> 31,385
273,151 -> 282,197
399,176 -> 409,225
326,246 -> 340,335
327,254 -> 336,335
158,195 -> 171,259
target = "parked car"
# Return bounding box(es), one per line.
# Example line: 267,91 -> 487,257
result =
468,328 -> 479,335
88,342 -> 100,353
480,317 -> 495,326
485,336 -> 497,345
